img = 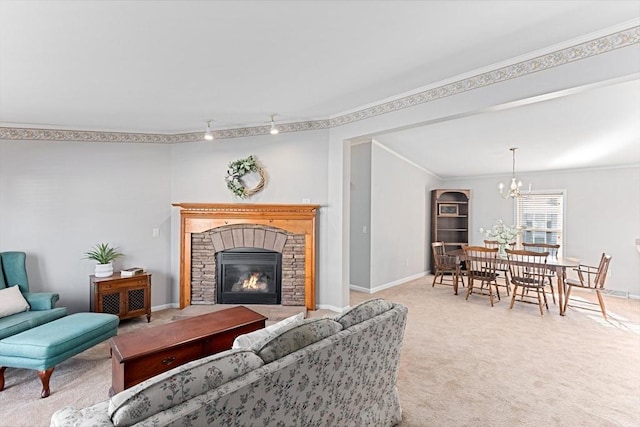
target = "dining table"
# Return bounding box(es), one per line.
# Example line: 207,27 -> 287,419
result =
447,248 -> 580,315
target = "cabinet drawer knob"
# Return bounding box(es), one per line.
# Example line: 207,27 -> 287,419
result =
161,356 -> 176,366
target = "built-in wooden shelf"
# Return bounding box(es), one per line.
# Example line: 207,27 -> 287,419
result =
430,190 -> 470,270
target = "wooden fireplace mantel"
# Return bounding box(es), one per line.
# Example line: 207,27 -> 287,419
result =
172,203 -> 320,310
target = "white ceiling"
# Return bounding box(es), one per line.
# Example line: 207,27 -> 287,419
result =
375,77 -> 640,178
1,1 -> 639,176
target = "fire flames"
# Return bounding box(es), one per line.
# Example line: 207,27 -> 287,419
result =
242,272 -> 267,290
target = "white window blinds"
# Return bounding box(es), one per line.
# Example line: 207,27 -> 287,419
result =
516,192 -> 564,256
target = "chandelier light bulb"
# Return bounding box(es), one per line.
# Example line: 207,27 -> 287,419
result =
204,120 -> 214,141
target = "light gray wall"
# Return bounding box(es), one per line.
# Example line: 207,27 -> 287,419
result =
2,42 -> 636,312
349,142 -> 371,288
444,165 -> 640,297
369,141 -> 441,291
0,140 -> 172,313
169,130 -> 330,306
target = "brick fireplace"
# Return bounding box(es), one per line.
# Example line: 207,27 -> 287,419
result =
172,203 -> 319,310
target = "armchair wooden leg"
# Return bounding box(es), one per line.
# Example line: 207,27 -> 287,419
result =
488,282 -> 494,307
548,279 -> 557,305
564,285 -> 573,314
542,289 -> 549,310
596,289 -> 607,320
453,273 -> 459,295
510,286 -> 518,309
537,290 -> 544,316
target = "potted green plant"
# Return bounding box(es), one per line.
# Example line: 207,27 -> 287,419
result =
85,243 -> 123,277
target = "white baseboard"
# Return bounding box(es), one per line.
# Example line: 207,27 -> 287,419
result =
314,304 -> 343,313
349,271 -> 428,294
349,284 -> 371,293
602,290 -> 640,300
152,303 -> 180,312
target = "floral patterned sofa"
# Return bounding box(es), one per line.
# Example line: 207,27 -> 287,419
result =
50,299 -> 408,427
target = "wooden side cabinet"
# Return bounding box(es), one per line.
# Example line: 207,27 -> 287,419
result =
90,272 -> 152,322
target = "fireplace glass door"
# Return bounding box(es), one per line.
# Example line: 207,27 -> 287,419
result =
217,248 -> 282,304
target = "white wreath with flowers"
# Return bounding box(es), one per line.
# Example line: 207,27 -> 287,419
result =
225,155 -> 266,198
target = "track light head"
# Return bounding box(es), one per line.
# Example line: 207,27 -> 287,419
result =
270,115 -> 279,135
204,120 -> 214,140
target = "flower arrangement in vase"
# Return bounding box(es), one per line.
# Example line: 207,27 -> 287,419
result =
479,219 -> 522,256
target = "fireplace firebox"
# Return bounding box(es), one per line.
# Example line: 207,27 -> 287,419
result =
216,248 -> 282,304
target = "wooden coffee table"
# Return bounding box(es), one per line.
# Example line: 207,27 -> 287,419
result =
108,306 -> 267,395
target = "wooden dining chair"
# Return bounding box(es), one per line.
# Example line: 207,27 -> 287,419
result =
462,246 -> 500,306
522,242 -> 560,304
431,241 -> 464,295
563,253 -> 612,319
505,249 -> 549,315
483,240 -> 515,296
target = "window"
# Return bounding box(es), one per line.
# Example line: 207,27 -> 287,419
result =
516,191 -> 565,256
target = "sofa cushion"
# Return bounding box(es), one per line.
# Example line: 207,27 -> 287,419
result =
51,401 -> 112,427
232,312 -> 304,349
253,317 -> 343,364
108,348 -> 264,427
0,307 -> 68,340
0,285 -> 30,318
334,298 -> 393,329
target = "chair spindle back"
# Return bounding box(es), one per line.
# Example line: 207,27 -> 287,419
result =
505,249 -> 549,286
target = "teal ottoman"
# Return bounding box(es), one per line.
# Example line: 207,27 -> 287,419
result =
0,312 -> 119,397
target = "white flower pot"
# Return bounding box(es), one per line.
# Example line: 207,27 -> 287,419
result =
95,262 -> 114,277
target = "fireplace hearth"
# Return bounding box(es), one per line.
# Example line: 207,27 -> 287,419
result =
217,248 -> 282,305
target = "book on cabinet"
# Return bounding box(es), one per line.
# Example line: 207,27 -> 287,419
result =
121,267 -> 144,277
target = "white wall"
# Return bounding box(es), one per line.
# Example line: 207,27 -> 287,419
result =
369,141 -> 441,291
169,130 -> 331,306
0,140 -> 172,313
444,166 -> 640,297
349,142 -> 371,288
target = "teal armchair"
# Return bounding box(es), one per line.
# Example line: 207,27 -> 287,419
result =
0,251 -> 61,310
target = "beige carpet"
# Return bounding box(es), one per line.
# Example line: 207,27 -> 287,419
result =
1,276 -> 639,426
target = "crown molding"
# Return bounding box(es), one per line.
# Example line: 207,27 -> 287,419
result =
1,25 -> 637,144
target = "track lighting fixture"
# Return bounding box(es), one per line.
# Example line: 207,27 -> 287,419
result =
204,120 -> 214,141
269,115 -> 279,135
